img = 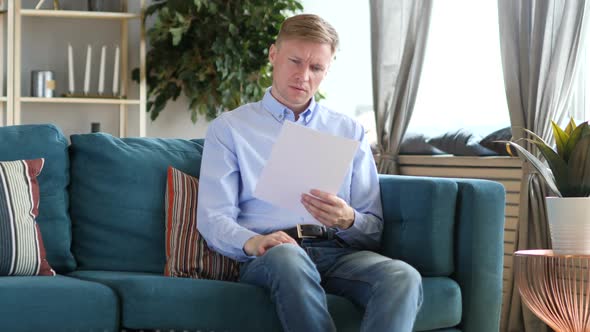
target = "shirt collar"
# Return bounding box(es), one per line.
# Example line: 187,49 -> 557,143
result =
262,88 -> 316,124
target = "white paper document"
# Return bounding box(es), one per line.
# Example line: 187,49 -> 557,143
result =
254,121 -> 360,221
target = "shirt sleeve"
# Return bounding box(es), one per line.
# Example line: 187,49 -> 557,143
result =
196,116 -> 259,262
335,125 -> 384,251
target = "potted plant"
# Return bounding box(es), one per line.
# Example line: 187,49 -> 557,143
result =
133,0 -> 303,122
506,118 -> 590,254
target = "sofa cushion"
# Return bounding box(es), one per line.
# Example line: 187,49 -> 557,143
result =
0,159 -> 54,276
379,175 -> 457,276
480,126 -> 512,155
69,133 -> 204,273
0,124 -> 75,273
69,270 -> 460,331
428,130 -> 498,156
399,132 -> 446,155
0,275 -> 118,332
165,166 -> 239,280
415,277 -> 462,331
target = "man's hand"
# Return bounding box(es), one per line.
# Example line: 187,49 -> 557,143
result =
301,189 -> 355,230
243,231 -> 298,256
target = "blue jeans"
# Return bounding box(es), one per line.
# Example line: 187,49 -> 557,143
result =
239,239 -> 423,332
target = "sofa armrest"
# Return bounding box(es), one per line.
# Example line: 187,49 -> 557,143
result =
452,178 -> 505,332
378,175 -> 505,332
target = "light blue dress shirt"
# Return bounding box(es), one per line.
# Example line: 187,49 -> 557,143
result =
196,89 -> 383,261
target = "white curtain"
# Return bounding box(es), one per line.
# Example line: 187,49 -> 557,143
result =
497,1 -> 590,331
370,0 -> 432,174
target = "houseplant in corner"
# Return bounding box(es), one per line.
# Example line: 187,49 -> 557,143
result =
506,118 -> 590,254
134,0 -> 303,123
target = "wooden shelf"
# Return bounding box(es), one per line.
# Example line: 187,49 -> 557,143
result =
20,97 -> 140,105
20,9 -> 140,20
2,0 -> 148,136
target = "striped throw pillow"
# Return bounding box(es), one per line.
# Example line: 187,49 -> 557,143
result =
0,159 -> 55,276
164,166 -> 239,281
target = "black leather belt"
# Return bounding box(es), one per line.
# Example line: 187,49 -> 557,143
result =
282,224 -> 337,243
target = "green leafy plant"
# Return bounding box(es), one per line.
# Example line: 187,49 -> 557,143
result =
133,0 -> 303,122
505,118 -> 590,197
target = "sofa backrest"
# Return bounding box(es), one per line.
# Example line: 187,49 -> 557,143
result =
69,133 -> 204,273
379,175 -> 457,276
0,124 -> 76,273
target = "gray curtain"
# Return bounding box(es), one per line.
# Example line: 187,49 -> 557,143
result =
370,0 -> 432,174
497,1 -> 589,331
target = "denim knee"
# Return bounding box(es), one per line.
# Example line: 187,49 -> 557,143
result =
264,244 -> 317,273
380,262 -> 422,292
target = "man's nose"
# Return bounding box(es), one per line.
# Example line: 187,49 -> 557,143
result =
296,66 -> 310,82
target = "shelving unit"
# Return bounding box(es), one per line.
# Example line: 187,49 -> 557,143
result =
19,9 -> 140,20
0,0 -> 10,127
4,0 -> 147,137
20,97 -> 141,105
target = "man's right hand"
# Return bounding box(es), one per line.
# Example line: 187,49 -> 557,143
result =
243,231 -> 298,256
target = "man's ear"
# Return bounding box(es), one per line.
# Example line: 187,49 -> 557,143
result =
269,44 -> 277,65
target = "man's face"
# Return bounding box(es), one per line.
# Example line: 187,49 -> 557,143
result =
268,38 -> 333,114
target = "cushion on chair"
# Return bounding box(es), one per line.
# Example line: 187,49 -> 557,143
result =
69,270 -> 460,332
379,175 -> 457,276
0,124 -> 75,273
164,166 -> 239,281
0,275 -> 118,332
69,133 -> 205,273
428,130 -> 498,156
399,132 -> 447,155
479,126 -> 512,155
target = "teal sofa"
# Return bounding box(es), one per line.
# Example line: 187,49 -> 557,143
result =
0,124 -> 505,332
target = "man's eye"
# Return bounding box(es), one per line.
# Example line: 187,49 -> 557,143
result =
312,66 -> 323,72
290,59 -> 300,64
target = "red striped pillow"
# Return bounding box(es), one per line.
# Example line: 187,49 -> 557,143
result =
164,166 -> 239,281
0,159 -> 55,276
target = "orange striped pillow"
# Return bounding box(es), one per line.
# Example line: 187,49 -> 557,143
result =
164,166 -> 239,281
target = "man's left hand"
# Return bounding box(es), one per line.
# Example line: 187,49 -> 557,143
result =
301,189 -> 355,230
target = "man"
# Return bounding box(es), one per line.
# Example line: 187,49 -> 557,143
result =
197,14 -> 422,332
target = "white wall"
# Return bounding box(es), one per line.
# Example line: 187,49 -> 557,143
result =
14,0 -> 371,139
300,0 -> 373,118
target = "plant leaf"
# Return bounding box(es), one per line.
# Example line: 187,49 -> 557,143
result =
135,0 -> 303,122
564,117 -> 577,136
504,141 -> 562,196
525,138 -> 569,195
551,121 -> 569,160
564,121 -> 588,162
522,128 -> 551,147
567,135 -> 590,197
169,27 -> 184,46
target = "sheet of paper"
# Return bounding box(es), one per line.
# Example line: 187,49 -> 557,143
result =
254,121 -> 360,222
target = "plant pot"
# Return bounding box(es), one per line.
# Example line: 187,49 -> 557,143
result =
546,196 -> 590,255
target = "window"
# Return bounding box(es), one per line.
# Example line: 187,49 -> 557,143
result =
407,0 -> 510,138
301,0 -> 375,135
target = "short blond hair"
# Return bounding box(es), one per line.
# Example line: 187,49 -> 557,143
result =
276,14 -> 339,54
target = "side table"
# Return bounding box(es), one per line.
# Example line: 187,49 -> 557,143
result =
514,249 -> 590,332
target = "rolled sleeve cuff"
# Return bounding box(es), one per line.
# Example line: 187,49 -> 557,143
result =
231,228 -> 260,262
335,210 -> 380,250
336,210 -> 365,240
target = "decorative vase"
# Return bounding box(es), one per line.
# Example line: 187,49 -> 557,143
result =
546,196 -> 590,255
